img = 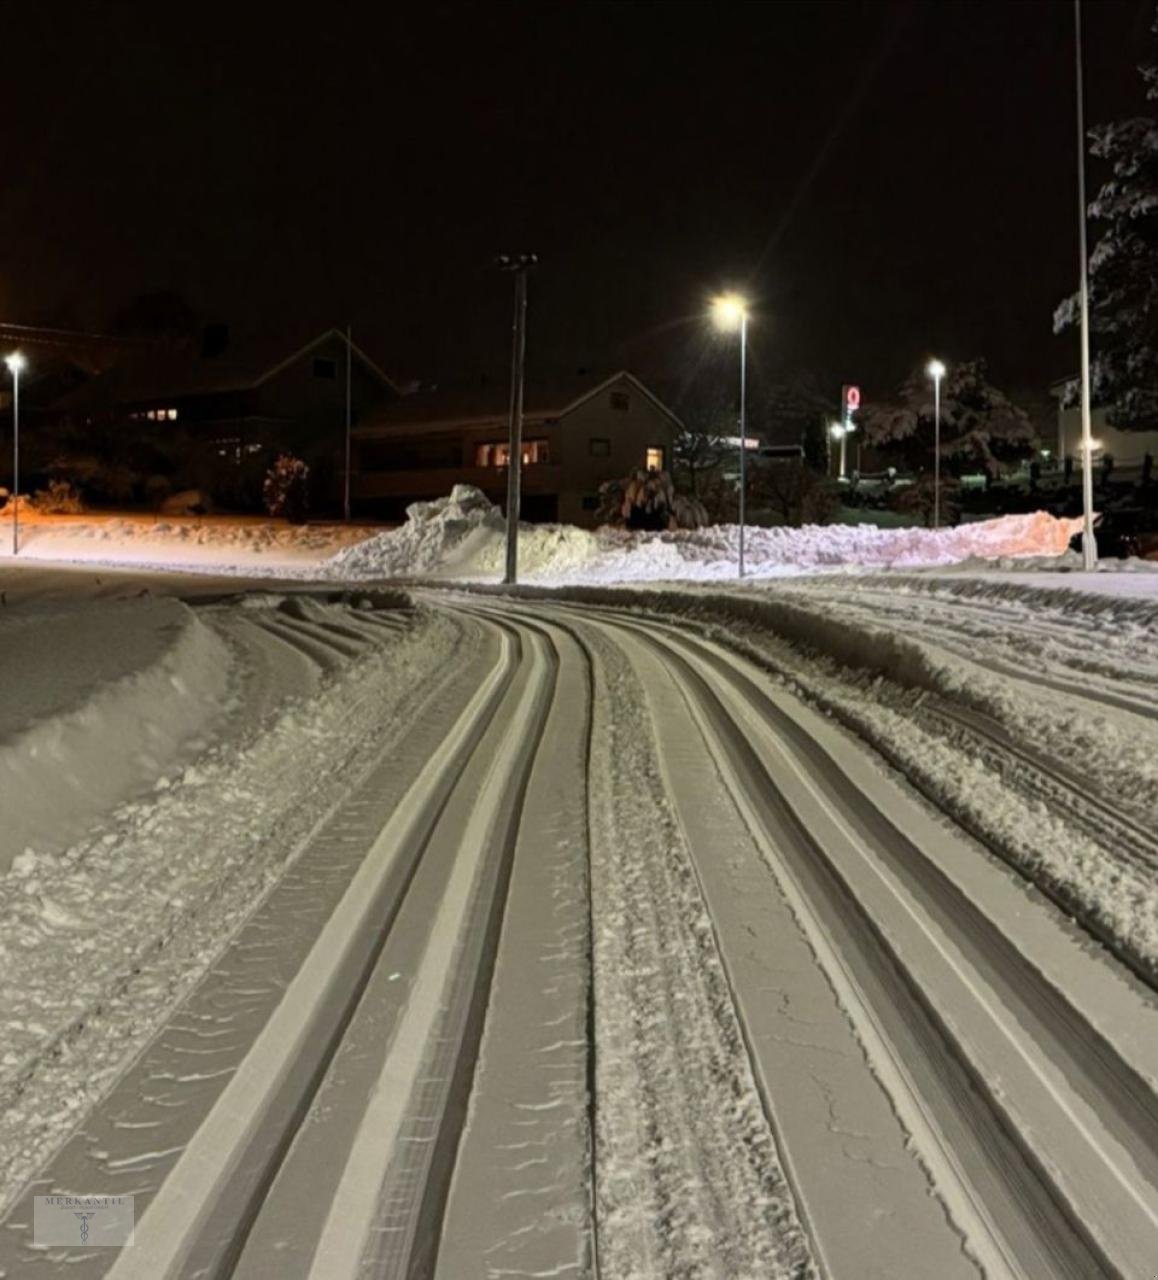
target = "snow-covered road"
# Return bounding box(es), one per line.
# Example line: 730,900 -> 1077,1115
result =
1,580 -> 1156,1278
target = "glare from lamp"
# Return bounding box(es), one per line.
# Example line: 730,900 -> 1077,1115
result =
829,423 -> 846,438
711,293 -> 749,332
927,358 -> 946,381
4,352 -> 26,374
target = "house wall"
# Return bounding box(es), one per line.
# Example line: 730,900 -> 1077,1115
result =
555,376 -> 679,525
254,335 -> 396,503
351,375 -> 681,527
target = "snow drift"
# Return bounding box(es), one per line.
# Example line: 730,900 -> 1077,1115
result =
0,598 -> 229,872
325,485 -> 1086,584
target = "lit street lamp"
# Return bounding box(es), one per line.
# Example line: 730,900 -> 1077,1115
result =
829,422 -> 847,479
712,293 -> 749,578
927,358 -> 946,528
5,352 -> 25,557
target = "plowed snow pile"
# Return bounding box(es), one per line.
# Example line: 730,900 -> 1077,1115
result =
0,598 -> 229,873
326,485 -> 1085,584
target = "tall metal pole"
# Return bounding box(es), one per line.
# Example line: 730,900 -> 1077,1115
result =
933,372 -> 941,529
1074,0 -> 1097,570
11,364 -> 19,557
344,324 -> 352,523
738,312 -> 747,578
504,267 -> 529,585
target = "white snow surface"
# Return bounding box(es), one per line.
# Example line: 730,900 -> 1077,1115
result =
326,485 -> 1088,583
2,487 -> 1112,586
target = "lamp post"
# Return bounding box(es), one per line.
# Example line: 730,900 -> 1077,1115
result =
711,293 -> 749,578
830,422 -> 847,479
927,358 -> 946,528
1074,0 -> 1097,570
344,324 -> 353,523
5,352 -> 25,557
497,253 -> 538,586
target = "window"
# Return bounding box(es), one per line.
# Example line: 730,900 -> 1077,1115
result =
313,357 -> 337,379
145,406 -> 178,422
589,437 -> 611,457
476,439 -> 549,466
610,391 -> 630,412
646,446 -> 665,471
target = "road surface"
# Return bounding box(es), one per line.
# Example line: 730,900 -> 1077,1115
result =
1,588 -> 1156,1279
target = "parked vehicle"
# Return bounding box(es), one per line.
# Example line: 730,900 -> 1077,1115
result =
1069,511 -> 1144,559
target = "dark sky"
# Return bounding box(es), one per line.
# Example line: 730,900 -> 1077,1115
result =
1,0 -> 1154,416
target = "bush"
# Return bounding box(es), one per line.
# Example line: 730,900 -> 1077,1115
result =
890,473 -> 961,527
596,469 -> 709,531
31,479 -> 85,514
263,454 -> 310,524
749,460 -> 836,526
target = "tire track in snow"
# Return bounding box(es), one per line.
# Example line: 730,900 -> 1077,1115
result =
572,603 -> 1158,1278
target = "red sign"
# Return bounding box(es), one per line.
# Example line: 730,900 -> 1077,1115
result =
843,384 -> 861,412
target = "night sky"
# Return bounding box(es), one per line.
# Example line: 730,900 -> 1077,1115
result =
1,1 -> 1153,417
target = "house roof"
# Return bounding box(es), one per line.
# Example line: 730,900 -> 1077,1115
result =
52,328 -> 398,412
354,370 -> 685,436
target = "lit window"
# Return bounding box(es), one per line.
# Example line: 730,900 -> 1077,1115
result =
610,391 -> 630,412
646,446 -> 665,471
167,408 -> 178,421
477,439 -> 549,467
590,438 -> 610,457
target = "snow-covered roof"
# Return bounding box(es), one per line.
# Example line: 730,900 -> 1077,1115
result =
354,370 -> 685,437
52,328 -> 398,411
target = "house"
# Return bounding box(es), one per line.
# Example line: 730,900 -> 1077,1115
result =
352,370 -> 685,525
1049,378 -> 1158,471
52,327 -> 399,507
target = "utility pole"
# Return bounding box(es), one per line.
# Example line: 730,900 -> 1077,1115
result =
497,254 -> 537,585
1074,0 -> 1097,570
738,310 -> 748,578
344,324 -> 353,523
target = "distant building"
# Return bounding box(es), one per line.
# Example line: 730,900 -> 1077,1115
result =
52,327 -> 398,506
1049,378 -> 1158,469
352,370 -> 685,524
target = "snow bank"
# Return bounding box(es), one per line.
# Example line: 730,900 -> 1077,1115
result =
326,486 -> 1085,583
0,598 -> 230,872
0,511 -> 372,569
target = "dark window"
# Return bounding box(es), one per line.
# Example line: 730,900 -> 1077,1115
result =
610,391 -> 630,411
313,357 -> 338,379
582,495 -> 599,511
590,437 -> 611,457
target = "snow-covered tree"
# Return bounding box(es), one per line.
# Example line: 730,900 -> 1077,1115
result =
1054,30 -> 1158,431
263,454 -> 310,524
861,359 -> 1034,473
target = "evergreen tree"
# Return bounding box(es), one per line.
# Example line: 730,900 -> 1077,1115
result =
861,359 -> 1034,473
1054,14 -> 1158,431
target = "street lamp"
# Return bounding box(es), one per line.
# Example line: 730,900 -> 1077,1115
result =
829,422 -> 846,479
1074,0 -> 1097,570
927,358 -> 946,528
712,292 -> 749,578
5,352 -> 25,557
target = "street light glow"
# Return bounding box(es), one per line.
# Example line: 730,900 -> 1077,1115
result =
927,358 -> 945,380
4,352 -> 25,373
830,422 -> 845,438
711,293 -> 748,332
